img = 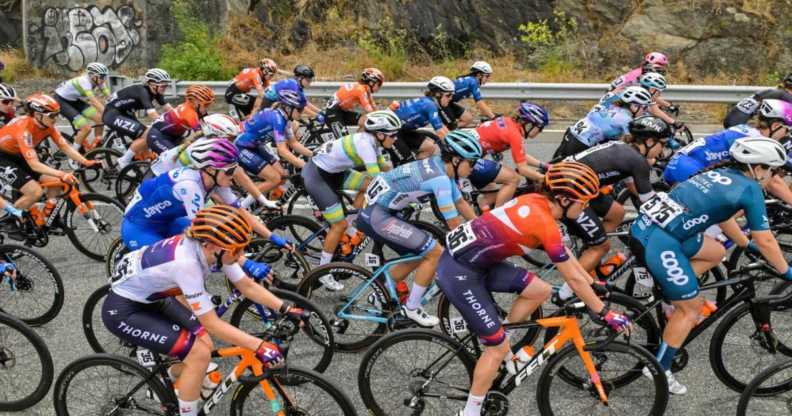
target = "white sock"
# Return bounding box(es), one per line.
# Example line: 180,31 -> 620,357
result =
240,194 -> 255,209
319,251 -> 333,266
406,283 -> 428,310
178,398 -> 199,416
71,142 -> 81,151
120,148 -> 135,162
463,394 -> 485,416
345,225 -> 359,237
558,282 -> 574,300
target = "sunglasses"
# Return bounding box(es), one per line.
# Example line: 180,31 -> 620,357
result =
0,100 -> 13,105
43,111 -> 60,119
220,165 -> 237,176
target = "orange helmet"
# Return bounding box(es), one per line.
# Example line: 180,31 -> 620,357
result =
544,161 -> 600,202
25,93 -> 60,114
185,85 -> 215,106
186,205 -> 252,250
361,68 -> 384,86
259,58 -> 278,76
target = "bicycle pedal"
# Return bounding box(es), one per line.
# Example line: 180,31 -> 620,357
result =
390,314 -> 416,330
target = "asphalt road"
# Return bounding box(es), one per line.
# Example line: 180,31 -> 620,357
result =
4,123 -> 789,416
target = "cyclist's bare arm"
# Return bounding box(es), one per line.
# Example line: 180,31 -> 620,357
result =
233,276 -> 284,311
55,140 -> 90,165
752,229 -> 788,273
648,103 -> 675,125
88,96 -> 105,114
252,84 -> 265,114
476,100 -> 496,119
515,161 -> 543,182
555,251 -> 605,312
276,141 -> 305,169
767,174 -> 792,206
197,310 -> 263,351
288,135 -> 313,158
454,198 -> 477,221
232,169 -> 268,202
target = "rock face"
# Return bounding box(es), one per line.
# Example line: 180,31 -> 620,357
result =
0,0 -> 23,49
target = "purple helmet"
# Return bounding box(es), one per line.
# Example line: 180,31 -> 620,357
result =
278,88 -> 306,110
189,138 -> 239,171
758,99 -> 792,125
517,102 -> 549,127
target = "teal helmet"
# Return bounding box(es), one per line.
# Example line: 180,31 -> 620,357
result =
442,130 -> 482,161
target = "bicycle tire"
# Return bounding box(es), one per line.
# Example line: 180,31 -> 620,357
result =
296,261 -> 392,352
79,147 -> 123,194
0,312 -> 54,411
0,243 -> 64,326
709,297 -> 792,394
736,358 -> 792,415
104,237 -> 129,279
357,328 -> 476,416
230,365 -> 356,416
114,160 -> 150,205
266,214 -> 326,266
64,192 -> 125,261
53,353 -> 174,416
535,340 -> 668,416
229,288 -> 335,373
81,284 -> 137,357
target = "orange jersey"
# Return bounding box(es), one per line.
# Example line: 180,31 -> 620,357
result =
233,68 -> 269,93
331,82 -> 375,112
0,116 -> 67,161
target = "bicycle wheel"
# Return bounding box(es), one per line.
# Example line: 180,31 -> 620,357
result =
709,296 -> 792,394
229,289 -> 335,373
79,147 -> 123,194
737,359 -> 792,415
114,161 -> 150,205
65,193 -> 125,261
267,214 -> 326,266
53,353 -> 174,416
296,261 -> 392,352
230,366 -> 356,415
0,243 -> 64,326
536,340 -> 668,416
82,284 -> 137,357
286,188 -> 321,218
104,237 -> 129,279
0,312 -> 54,411
358,328 -> 476,416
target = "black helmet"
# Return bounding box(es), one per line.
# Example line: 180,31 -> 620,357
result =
294,64 -> 315,79
628,116 -> 672,142
783,73 -> 792,89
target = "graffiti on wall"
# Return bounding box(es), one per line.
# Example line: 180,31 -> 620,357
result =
27,5 -> 143,71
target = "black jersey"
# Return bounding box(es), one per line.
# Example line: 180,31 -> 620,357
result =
566,141 -> 653,196
724,88 -> 792,128
106,84 -> 166,116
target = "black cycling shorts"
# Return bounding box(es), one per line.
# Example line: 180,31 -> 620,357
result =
146,128 -> 180,154
224,84 -> 256,118
103,109 -> 146,139
552,129 -> 590,161
0,153 -> 37,193
562,206 -> 608,246
440,102 -> 466,128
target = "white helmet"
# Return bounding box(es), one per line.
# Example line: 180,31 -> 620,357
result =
201,114 -> 241,138
0,83 -> 17,101
86,62 -> 109,77
619,86 -> 653,106
470,61 -> 493,75
639,72 -> 667,91
427,76 -> 455,94
729,136 -> 788,167
364,110 -> 402,134
758,99 -> 792,125
144,68 -> 172,84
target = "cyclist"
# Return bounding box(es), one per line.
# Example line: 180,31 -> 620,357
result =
0,83 -> 19,127
145,85 -> 214,154
560,116 -> 669,276
443,61 -> 496,129
225,58 -> 278,120
108,68 -> 174,168
630,137 -> 792,394
53,62 -> 110,153
390,76 -> 454,161
609,52 -> 669,91
472,102 -> 550,210
0,94 -> 95,215
301,110 -> 400,290
323,67 -> 384,138
103,205 -> 305,416
724,72 -> 792,128
553,86 -> 652,159
356,130 -> 481,326
435,162 -> 631,416
262,64 -> 321,116
122,139 -> 287,251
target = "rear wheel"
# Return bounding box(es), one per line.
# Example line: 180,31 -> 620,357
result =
79,147 -> 122,195
114,161 -> 150,205
0,244 -> 64,326
65,193 -> 125,261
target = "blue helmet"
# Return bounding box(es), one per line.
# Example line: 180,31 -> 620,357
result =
442,130 -> 482,161
517,102 -> 549,127
278,88 -> 306,110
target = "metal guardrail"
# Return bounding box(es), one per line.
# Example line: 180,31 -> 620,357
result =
109,76 -> 763,104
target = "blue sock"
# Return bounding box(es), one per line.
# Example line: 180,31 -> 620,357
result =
656,341 -> 678,371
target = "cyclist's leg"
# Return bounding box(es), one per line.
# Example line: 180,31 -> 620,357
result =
485,262 -> 551,324
238,148 -> 280,193
55,95 -> 92,150
563,206 -> 610,273
76,102 -> 101,151
591,193 -> 624,232
0,156 -> 41,209
105,110 -> 147,167
301,161 -> 348,266
146,127 -> 177,155
470,160 -> 517,209
552,128 -> 588,160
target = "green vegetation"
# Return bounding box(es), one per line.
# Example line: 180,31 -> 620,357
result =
519,10 -> 581,77
355,17 -> 410,79
158,0 -> 235,80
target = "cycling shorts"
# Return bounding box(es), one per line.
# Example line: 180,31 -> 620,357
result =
561,205 -> 608,246
629,220 -> 704,301
552,129 -> 589,160
356,204 -> 435,255
102,109 -> 146,139
239,146 -> 277,175
0,153 -> 38,191
121,217 -> 192,250
301,161 -> 366,224
440,102 -> 466,129
436,250 -> 536,345
325,106 -> 361,127
54,93 -> 97,129
663,154 -> 706,186
102,290 -> 204,360
224,84 -> 255,118
468,159 -> 502,189
397,129 -> 437,153
146,128 -> 181,155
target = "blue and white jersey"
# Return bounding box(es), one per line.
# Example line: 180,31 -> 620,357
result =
452,76 -> 482,103
263,78 -> 302,102
568,106 -> 633,147
235,108 -> 292,148
393,97 -> 444,130
673,124 -> 760,166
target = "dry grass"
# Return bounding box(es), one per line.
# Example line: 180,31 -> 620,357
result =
0,48 -> 58,82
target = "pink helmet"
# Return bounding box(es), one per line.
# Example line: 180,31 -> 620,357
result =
644,52 -> 668,68
188,138 -> 239,171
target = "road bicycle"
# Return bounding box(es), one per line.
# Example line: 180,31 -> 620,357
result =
0,237 -> 64,326
0,311 -> 54,411
736,358 -> 792,415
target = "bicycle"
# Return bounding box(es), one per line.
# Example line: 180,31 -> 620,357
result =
0,237 -> 64,326
357,302 -> 668,415
736,358 -> 792,415
56,303 -> 355,415
0,311 -> 54,411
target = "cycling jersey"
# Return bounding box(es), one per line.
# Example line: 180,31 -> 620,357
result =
392,97 -> 444,131
452,75 -> 482,103
54,74 -> 110,101
235,108 -> 292,148
263,79 -> 302,102
609,67 -> 642,91
313,132 -> 386,174
0,109 -> 14,128
0,116 -> 68,160
366,156 -> 461,220
106,84 -> 166,115
232,68 -> 268,93
663,124 -> 760,185
445,193 -> 569,268
476,116 -> 527,164
567,106 -> 633,147
150,103 -> 201,139
566,141 -> 653,197
150,145 -> 190,176
327,83 -> 374,112
723,88 -> 792,127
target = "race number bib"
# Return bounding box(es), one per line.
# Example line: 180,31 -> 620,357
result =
110,252 -> 141,285
572,118 -> 593,136
365,175 -> 391,205
315,140 -> 333,156
446,222 -> 477,255
736,97 -> 760,114
639,192 -> 684,228
458,178 -> 473,193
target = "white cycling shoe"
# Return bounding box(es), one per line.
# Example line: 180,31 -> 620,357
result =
319,274 -> 344,291
643,367 -> 687,395
401,305 -> 439,327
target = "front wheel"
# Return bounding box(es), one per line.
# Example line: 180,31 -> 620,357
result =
114,161 -> 151,205
737,358 -> 792,416
65,193 -> 125,261
79,147 -> 122,194
0,312 -> 54,411
0,243 -> 64,326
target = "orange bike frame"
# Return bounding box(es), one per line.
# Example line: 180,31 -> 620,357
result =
38,177 -> 94,215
